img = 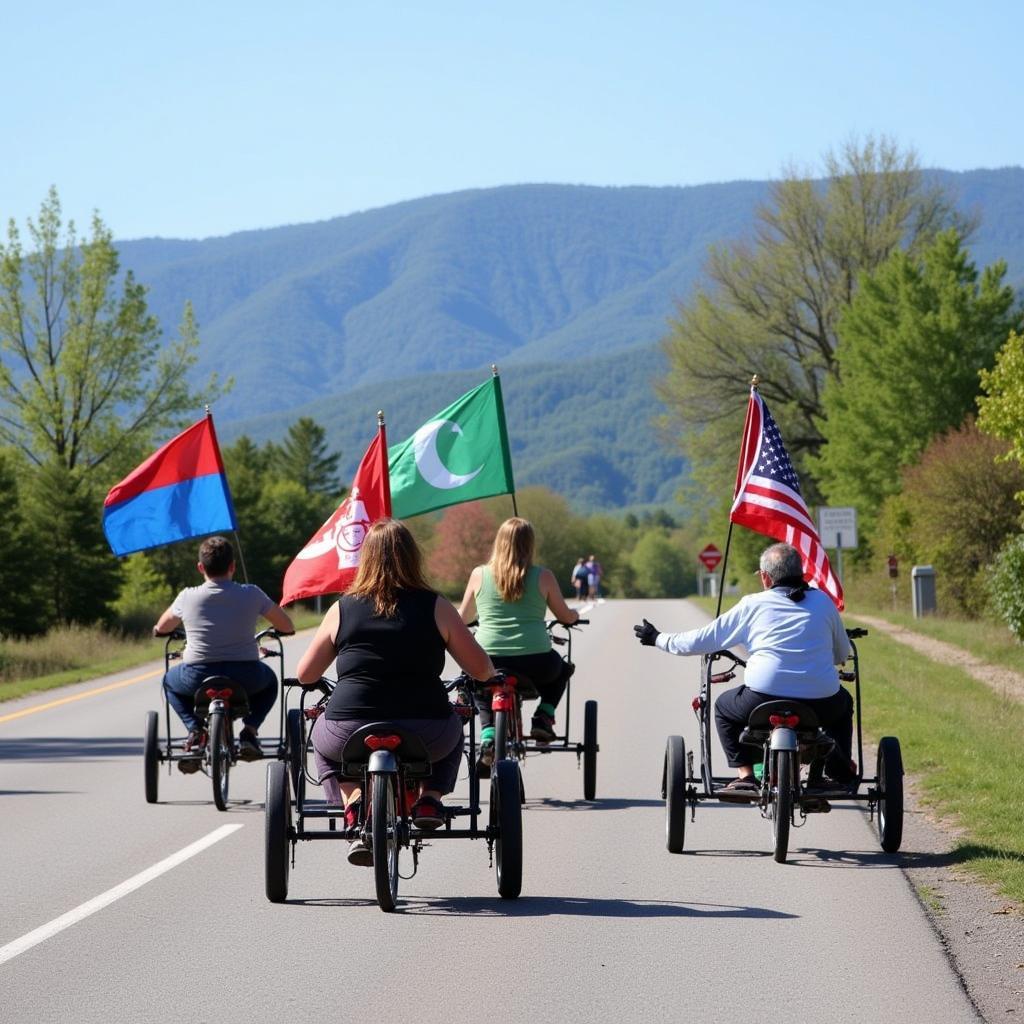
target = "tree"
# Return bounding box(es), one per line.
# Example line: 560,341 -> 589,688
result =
815,230 -> 1018,532
630,531 -> 695,597
978,329 -> 1024,487
987,535 -> 1024,641
875,422 -> 1024,615
658,137 -> 962,505
0,450 -> 44,635
0,188 -> 221,476
427,502 -> 500,595
268,417 -> 341,496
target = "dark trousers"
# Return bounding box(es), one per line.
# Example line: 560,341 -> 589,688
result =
164,660 -> 278,732
714,684 -> 854,778
311,713 -> 464,805
475,650 -> 571,730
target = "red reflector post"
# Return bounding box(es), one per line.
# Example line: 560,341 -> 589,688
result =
768,714 -> 800,728
365,734 -> 402,751
691,697 -> 701,711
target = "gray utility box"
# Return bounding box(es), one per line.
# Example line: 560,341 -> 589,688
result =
911,565 -> 937,618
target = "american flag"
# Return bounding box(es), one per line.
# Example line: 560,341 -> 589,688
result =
730,386 -> 844,610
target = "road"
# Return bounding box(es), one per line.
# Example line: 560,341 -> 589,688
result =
0,599 -> 980,1024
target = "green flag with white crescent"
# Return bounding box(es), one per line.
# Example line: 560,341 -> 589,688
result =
388,375 -> 516,518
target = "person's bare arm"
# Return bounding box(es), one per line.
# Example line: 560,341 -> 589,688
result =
436,597 -> 495,680
262,601 -> 295,634
296,602 -> 341,685
457,566 -> 482,624
153,606 -> 182,637
539,568 -> 579,625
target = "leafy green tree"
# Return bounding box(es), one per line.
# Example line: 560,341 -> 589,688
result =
21,461 -> 121,625
630,531 -> 695,597
987,534 -> 1024,640
0,450 -> 44,635
874,422 -> 1024,615
0,188 -> 221,475
978,329 -> 1024,487
113,554 -> 172,634
268,417 -> 341,496
658,137 -> 961,505
815,230 -> 1018,532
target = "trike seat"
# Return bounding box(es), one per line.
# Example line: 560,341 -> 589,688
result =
475,673 -> 540,700
334,722 -> 432,780
192,676 -> 251,719
746,699 -> 821,733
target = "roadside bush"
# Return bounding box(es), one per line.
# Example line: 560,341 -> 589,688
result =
987,534 -> 1024,640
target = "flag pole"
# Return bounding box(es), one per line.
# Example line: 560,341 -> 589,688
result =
206,404 -> 250,583
492,363 -> 519,516
714,373 -> 760,619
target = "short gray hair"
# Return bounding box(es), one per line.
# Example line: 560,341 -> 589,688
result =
759,543 -> 803,584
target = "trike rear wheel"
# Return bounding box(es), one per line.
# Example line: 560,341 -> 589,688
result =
582,700 -> 598,800
494,710 -> 510,761
143,711 -> 160,804
664,735 -> 686,853
877,737 -> 904,853
264,761 -> 291,903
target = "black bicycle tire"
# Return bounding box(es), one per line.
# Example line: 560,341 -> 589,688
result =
209,710 -> 230,812
143,711 -> 159,804
772,749 -> 793,863
264,761 -> 291,902
371,773 -> 399,912
492,760 -> 523,899
582,700 -> 598,800
664,735 -> 686,853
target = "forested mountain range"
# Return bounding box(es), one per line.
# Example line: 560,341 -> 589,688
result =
120,169 -> 1024,510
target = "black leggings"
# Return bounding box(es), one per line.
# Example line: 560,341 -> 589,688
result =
714,684 -> 855,777
476,650 -> 571,730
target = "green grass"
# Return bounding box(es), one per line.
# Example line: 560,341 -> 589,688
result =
847,603 -> 1024,675
851,625 -> 1024,902
914,884 -> 946,915
0,609 -> 321,704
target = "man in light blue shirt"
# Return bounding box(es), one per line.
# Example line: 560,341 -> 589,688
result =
634,542 -> 854,795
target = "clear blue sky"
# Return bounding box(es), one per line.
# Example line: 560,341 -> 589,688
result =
4,0 -> 1021,240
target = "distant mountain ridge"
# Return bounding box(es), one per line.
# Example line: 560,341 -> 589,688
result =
119,169 -> 1024,509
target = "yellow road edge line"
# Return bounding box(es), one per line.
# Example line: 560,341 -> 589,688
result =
0,668 -> 163,724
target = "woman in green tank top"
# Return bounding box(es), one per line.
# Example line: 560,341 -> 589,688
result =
459,517 -> 579,772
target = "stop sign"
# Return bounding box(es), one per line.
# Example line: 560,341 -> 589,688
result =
698,544 -> 722,572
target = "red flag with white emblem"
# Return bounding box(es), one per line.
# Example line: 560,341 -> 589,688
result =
280,419 -> 391,605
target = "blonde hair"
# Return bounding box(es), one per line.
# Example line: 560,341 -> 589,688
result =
348,518 -> 431,617
488,517 -> 535,602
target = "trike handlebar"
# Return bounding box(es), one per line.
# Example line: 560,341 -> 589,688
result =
846,627 -> 868,639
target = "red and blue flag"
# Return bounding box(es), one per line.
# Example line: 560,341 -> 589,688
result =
102,415 -> 237,557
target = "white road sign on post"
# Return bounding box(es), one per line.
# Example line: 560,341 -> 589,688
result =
818,507 -> 858,549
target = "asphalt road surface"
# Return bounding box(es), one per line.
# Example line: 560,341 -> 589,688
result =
0,599 -> 981,1024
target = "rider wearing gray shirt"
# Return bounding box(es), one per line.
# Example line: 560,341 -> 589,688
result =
155,536 -> 293,765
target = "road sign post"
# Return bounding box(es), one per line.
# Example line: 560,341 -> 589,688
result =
818,507 -> 858,584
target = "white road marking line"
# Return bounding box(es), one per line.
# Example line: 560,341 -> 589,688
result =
0,824 -> 243,967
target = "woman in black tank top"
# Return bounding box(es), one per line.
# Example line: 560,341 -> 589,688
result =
297,520 -> 494,858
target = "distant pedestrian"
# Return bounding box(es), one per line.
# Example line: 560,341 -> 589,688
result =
571,558 -> 588,602
586,554 -> 604,601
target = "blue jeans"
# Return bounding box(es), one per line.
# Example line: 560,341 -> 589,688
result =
164,660 -> 278,732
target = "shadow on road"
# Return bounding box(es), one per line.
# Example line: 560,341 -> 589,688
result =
0,736 -> 140,761
0,788 -> 80,796
389,895 -> 800,919
900,843 -> 1024,869
787,847 -> 904,869
523,797 -> 664,811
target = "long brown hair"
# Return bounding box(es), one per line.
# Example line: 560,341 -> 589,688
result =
488,517 -> 535,602
348,518 -> 431,616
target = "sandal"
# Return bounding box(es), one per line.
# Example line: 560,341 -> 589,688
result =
718,776 -> 760,802
411,795 -> 445,830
